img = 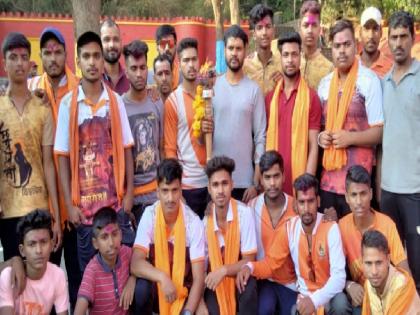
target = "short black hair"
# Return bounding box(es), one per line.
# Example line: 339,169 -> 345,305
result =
77,31 -> 103,57
156,24 -> 177,43
100,18 -> 120,32
362,230 -> 390,255
92,207 -> 118,238
388,11 -> 415,38
345,165 -> 371,191
259,150 -> 284,174
177,37 -> 198,57
248,4 -> 274,30
205,156 -> 235,179
2,32 -> 31,58
17,209 -> 53,245
153,53 -> 173,73
224,25 -> 248,46
300,0 -> 321,19
278,31 -> 302,52
329,19 -> 355,42
157,158 -> 183,184
293,173 -> 319,196
123,40 -> 149,63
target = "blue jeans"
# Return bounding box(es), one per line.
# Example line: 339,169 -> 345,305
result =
76,208 -> 135,272
291,292 -> 352,315
258,280 -> 297,315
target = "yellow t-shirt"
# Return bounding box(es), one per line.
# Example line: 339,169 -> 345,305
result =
300,50 -> 334,90
0,95 -> 54,218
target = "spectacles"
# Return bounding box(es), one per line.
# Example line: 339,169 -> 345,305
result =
159,38 -> 175,50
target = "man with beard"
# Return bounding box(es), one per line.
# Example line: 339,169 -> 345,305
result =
122,40 -> 163,223
265,31 -> 321,195
359,7 -> 393,79
361,230 -> 420,314
381,11 -> 420,293
299,0 -> 333,90
54,31 -> 135,273
155,24 -> 182,90
247,151 -> 297,315
243,4 -> 282,96
100,19 -> 130,95
153,54 -> 173,103
237,174 -> 349,315
317,19 -> 383,220
164,38 -> 208,219
206,25 -> 266,204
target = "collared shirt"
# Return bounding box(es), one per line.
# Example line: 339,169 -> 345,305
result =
318,63 -> 384,195
359,51 -> 393,78
300,50 -> 334,90
243,51 -> 282,96
265,76 -> 322,195
381,59 -> 420,194
203,200 -> 258,257
103,63 -> 130,95
78,245 -> 132,315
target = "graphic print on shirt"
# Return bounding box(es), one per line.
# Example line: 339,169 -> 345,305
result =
78,114 -> 117,218
129,112 -> 158,174
0,121 -> 33,189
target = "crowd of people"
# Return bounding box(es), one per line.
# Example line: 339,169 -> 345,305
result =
0,1 -> 419,314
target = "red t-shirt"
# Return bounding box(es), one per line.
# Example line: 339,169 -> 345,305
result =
265,77 -> 321,195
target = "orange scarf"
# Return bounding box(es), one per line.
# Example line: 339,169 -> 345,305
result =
266,77 -> 310,182
39,65 -> 78,122
69,84 -> 125,206
172,57 -> 180,90
322,60 -> 358,171
206,199 -> 240,315
362,268 -> 417,315
154,202 -> 188,315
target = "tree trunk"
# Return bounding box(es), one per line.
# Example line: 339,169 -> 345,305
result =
229,0 -> 240,25
71,0 -> 101,39
211,0 -> 224,40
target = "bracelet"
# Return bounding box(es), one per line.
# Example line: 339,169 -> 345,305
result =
317,131 -> 323,147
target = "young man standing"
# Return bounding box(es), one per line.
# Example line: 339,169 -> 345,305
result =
100,19 -> 130,95
54,31 -> 135,272
243,4 -> 282,96
265,31 -> 321,195
122,40 -> 163,223
131,158 -> 205,315
164,38 -> 208,218
238,174 -> 348,315
153,54 -> 173,103
203,156 -> 258,315
248,150 -> 297,315
299,0 -> 333,90
209,25 -> 266,203
361,230 -> 420,314
0,210 -> 68,315
318,19 -> 383,219
339,165 -> 409,312
381,11 -> 420,293
0,32 -> 60,261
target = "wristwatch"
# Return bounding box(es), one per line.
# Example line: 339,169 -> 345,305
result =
181,310 -> 193,315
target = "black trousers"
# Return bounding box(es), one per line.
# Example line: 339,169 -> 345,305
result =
183,187 -> 209,219
319,189 -> 351,219
204,276 -> 258,315
381,189 -> 420,293
0,216 -> 21,260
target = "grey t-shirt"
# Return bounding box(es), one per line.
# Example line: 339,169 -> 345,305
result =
381,59 -> 420,193
212,74 -> 267,188
123,93 -> 163,204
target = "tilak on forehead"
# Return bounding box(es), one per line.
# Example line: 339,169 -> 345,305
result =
103,223 -> 118,234
256,16 -> 272,27
304,12 -> 319,25
44,42 -> 62,52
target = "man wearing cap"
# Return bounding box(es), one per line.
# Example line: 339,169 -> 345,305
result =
27,27 -> 81,311
100,18 -> 130,95
359,7 -> 393,79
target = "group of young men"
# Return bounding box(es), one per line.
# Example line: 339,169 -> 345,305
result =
0,0 -> 419,314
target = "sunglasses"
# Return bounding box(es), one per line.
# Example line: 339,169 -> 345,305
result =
159,39 -> 175,50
